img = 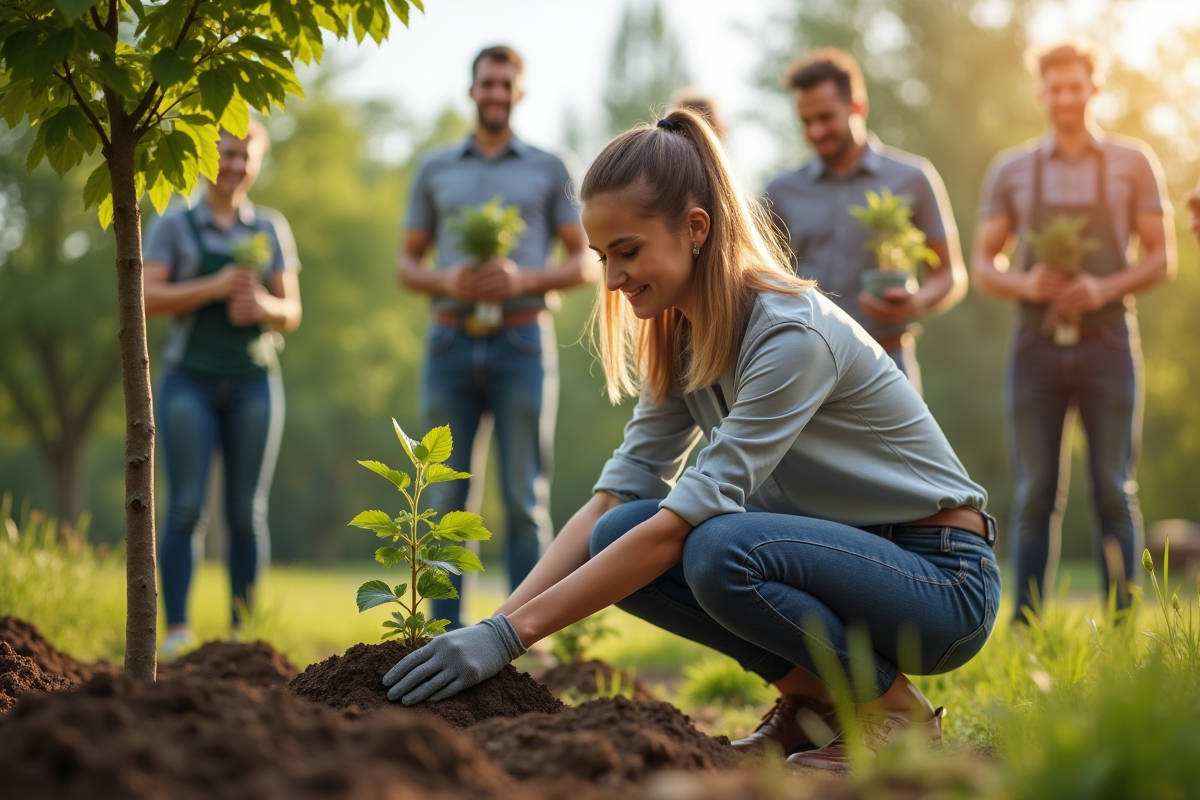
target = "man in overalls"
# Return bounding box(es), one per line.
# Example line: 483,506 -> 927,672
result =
972,40 -> 1175,622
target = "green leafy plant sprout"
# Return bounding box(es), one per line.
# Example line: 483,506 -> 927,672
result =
1141,541 -> 1200,673
849,188 -> 941,274
549,612 -> 616,665
350,420 -> 491,646
447,195 -> 527,266
1027,215 -> 1098,278
231,232 -> 273,270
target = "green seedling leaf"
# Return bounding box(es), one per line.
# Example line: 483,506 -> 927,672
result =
422,545 -> 484,575
417,569 -> 459,599
358,460 -> 412,492
380,628 -> 403,640
392,418 -> 419,464
375,546 -> 404,568
356,580 -> 398,612
231,231 -> 273,269
435,510 -> 492,541
393,583 -> 407,598
413,443 -> 430,462
421,426 -> 453,463
349,510 -> 398,536
424,464 -> 471,484
424,619 -> 450,636
405,612 -> 426,631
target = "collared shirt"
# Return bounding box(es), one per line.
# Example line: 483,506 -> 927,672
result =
763,136 -> 957,341
979,128 -> 1170,270
593,289 -> 987,529
144,198 -> 299,367
405,134 -> 581,313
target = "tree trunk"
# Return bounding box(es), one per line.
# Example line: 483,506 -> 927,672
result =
108,113 -> 157,683
46,438 -> 85,531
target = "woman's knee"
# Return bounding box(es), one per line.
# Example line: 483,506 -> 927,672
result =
589,499 -> 660,558
680,519 -> 745,603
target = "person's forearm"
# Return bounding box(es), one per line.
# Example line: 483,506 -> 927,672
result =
397,253 -> 449,296
517,250 -> 596,295
1096,246 -> 1172,301
260,295 -> 302,332
144,273 -> 225,316
506,508 -> 692,647
971,249 -> 1029,301
495,492 -> 624,618
915,240 -> 967,317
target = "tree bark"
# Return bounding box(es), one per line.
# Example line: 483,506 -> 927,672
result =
108,111 -> 157,683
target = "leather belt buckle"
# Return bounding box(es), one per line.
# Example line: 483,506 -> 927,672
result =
463,313 -> 500,337
982,512 -> 998,548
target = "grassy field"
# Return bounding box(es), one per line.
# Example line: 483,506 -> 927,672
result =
3,502 -> 1199,797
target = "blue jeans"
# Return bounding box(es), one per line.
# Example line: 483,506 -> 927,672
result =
1006,318 -> 1143,620
590,500 -> 1001,700
158,368 -> 284,626
420,318 -> 557,628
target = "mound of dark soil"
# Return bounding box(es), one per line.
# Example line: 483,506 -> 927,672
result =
0,671 -> 516,799
159,641 -> 298,687
0,616 -> 117,684
290,640 -> 563,728
0,642 -> 75,712
466,696 -> 733,783
534,659 -> 657,702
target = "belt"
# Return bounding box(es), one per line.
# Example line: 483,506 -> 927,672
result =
873,507 -> 996,546
435,309 -> 542,336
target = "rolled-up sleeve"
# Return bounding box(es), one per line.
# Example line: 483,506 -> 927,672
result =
593,384 -> 702,502
660,323 -> 839,527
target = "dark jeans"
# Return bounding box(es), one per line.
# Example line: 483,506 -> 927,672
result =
158,368 -> 283,626
590,500 -> 1000,701
1005,318 -> 1143,620
420,318 -> 557,628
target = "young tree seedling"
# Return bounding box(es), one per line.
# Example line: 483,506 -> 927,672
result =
1027,215 -> 1099,346
849,188 -> 941,274
447,195 -> 526,329
350,420 -> 491,646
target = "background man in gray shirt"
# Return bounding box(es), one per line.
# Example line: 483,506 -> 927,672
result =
972,40 -> 1175,621
765,49 -> 967,393
397,46 -> 593,629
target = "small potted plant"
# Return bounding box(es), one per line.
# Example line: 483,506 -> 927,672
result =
1027,215 -> 1098,347
849,188 -> 940,300
447,196 -> 527,332
350,420 -> 491,645
230,231 -> 281,368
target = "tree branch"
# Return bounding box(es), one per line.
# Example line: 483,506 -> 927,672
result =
90,6 -> 103,30
55,63 -> 112,149
174,0 -> 206,49
134,91 -> 198,141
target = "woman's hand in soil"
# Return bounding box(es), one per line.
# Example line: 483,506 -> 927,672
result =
382,615 -> 527,704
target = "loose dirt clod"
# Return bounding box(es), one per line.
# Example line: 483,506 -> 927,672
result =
0,671 -> 517,799
159,641 -> 298,687
290,639 -> 563,727
0,616 -> 117,684
467,696 -> 734,783
534,659 -> 657,701
0,641 -> 75,712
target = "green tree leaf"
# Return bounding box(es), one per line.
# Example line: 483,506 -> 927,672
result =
374,546 -> 404,568
434,510 -> 491,541
416,569 -> 459,599
348,510 -> 398,536
357,459 -> 411,491
356,579 -> 398,612
422,544 -> 483,575
55,0 -> 97,20
197,68 -> 235,119
391,417 -> 419,465
424,618 -> 450,637
149,47 -> 195,89
393,583 -> 407,598
94,63 -> 139,99
423,463 -> 470,484
421,425 -> 453,463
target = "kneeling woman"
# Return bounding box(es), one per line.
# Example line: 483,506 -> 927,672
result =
383,109 -> 1000,769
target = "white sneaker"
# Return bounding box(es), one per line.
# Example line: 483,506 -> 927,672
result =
162,628 -> 193,658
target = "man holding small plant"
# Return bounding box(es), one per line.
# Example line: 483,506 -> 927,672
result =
972,40 -> 1175,621
765,48 -> 967,392
397,46 -> 593,630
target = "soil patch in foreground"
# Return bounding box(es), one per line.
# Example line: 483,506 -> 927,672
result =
467,696 -> 734,784
159,640 -> 298,688
0,671 -> 515,800
534,659 -> 657,702
0,641 -> 75,712
290,640 -> 563,728
0,616 -> 117,684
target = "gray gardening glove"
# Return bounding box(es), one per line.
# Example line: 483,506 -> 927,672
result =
382,614 -> 527,705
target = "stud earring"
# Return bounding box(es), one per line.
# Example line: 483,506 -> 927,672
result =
693,243 -> 700,256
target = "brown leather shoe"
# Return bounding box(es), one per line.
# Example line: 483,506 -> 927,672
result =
730,695 -> 840,757
787,706 -> 945,772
